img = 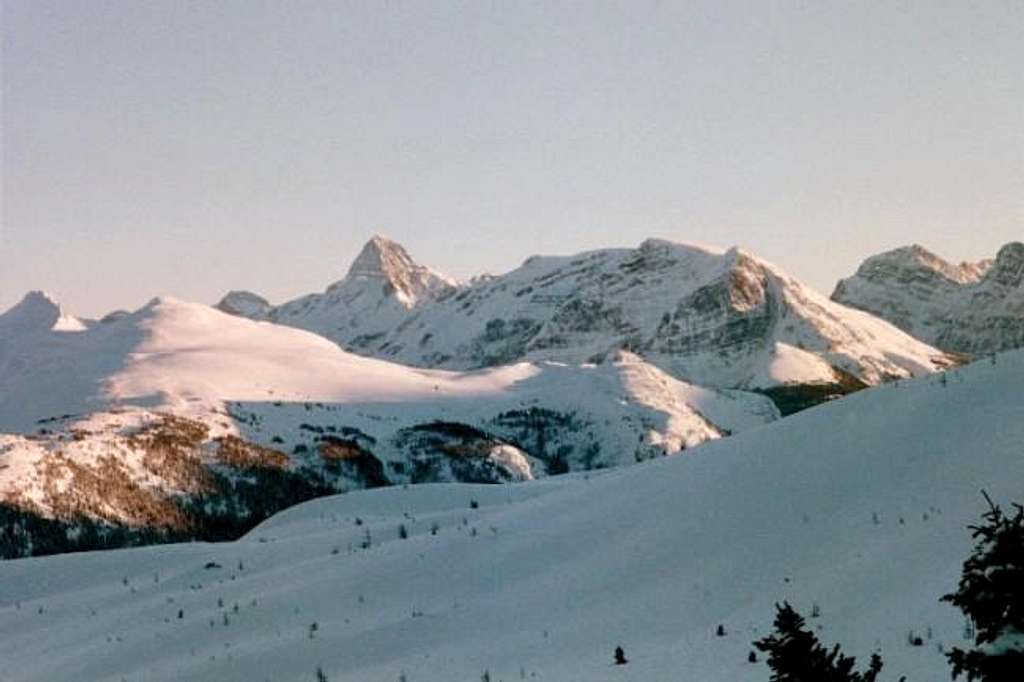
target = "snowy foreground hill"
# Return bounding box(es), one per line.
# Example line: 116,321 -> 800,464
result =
0,292 -> 774,557
1,350 -> 1020,681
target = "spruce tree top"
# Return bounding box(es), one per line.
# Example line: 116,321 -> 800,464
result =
941,493 -> 1024,681
754,602 -> 882,682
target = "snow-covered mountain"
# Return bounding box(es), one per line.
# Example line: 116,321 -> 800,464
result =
0,290 -> 91,334
216,235 -> 457,343
832,241 -> 1024,356
0,292 -> 775,557
2,347 -> 1020,681
220,237 -> 958,412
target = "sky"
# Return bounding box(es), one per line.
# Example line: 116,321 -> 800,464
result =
2,0 -> 1022,317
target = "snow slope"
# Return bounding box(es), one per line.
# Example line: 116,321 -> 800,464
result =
0,293 -> 773,456
832,242 -> 1024,355
221,237 -> 957,391
1,350 -> 1019,681
0,293 -> 775,550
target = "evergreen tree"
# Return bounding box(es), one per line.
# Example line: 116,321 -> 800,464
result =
754,602 -> 884,682
941,493 -> 1024,681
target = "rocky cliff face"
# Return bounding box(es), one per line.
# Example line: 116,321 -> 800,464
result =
832,242 -> 1024,356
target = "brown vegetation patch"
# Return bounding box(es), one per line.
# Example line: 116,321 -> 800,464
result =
36,453 -> 191,530
127,415 -> 215,493
215,435 -> 289,470
318,437 -> 389,487
318,438 -> 373,462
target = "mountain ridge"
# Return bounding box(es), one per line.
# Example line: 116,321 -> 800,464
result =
832,241 -> 1024,355
218,236 -> 956,399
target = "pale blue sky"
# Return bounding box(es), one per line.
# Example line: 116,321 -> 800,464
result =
2,1 -> 1022,317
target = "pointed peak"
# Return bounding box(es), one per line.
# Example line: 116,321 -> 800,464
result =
0,290 -> 83,332
857,244 -> 992,285
332,234 -> 456,307
367,233 -> 395,246
987,241 -> 1024,287
346,234 -> 417,279
995,241 -> 1024,264
7,289 -> 58,316
20,289 -> 62,308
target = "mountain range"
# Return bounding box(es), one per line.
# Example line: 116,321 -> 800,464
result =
218,236 -> 959,411
2,235 -> 1019,558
